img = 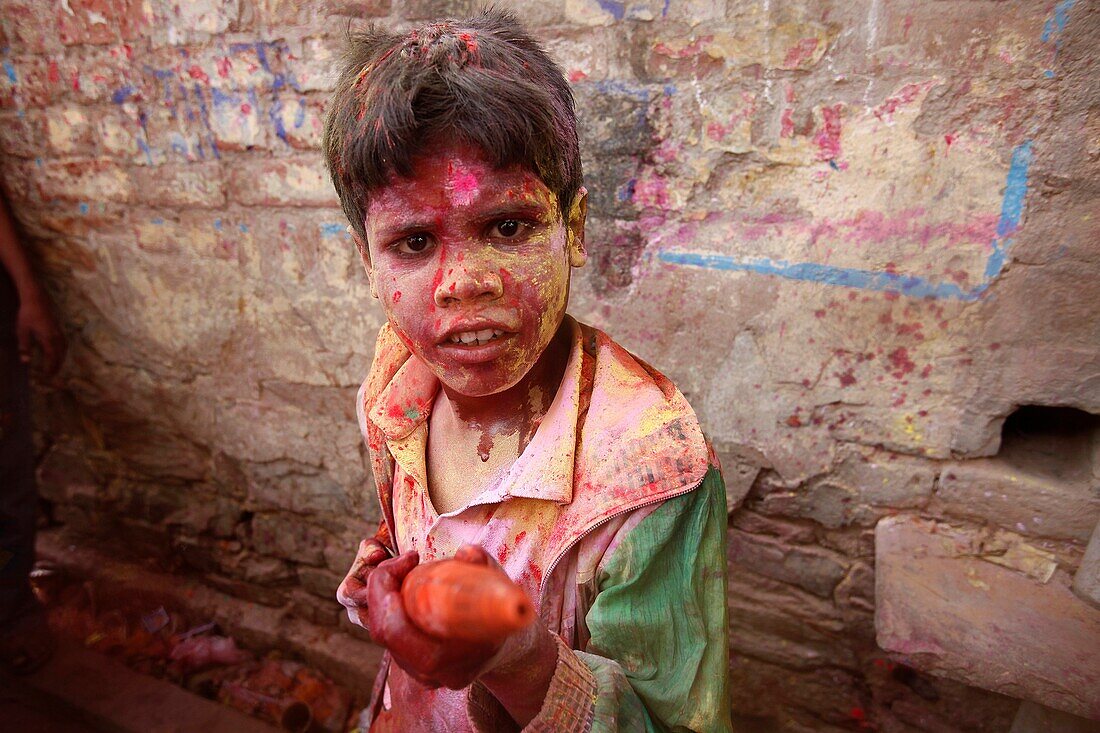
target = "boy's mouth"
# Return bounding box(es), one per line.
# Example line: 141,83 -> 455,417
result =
446,328 -> 506,346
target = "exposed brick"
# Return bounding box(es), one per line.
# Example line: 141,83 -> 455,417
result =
937,458 -> 1098,542
728,528 -> 849,598
56,0 -> 150,46
876,516 -> 1100,719
35,159 -> 133,203
228,156 -> 338,207
322,0 -> 392,18
133,163 -> 226,208
45,104 -> 97,156
0,1 -> 63,53
250,512 -> 330,566
0,110 -> 45,158
270,93 -> 326,150
398,0 -> 475,21
0,55 -> 56,109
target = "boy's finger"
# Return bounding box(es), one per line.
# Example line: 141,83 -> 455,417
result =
453,544 -> 490,566
367,550 -> 419,598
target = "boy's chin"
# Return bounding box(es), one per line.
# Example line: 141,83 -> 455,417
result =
433,363 -> 531,399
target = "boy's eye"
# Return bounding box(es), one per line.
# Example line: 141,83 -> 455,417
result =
396,234 -> 432,254
492,219 -> 529,240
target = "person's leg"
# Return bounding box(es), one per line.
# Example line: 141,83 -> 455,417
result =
0,332 -> 52,672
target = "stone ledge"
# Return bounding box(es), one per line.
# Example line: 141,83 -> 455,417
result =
1,644 -> 279,733
36,528 -> 383,694
874,515 -> 1100,720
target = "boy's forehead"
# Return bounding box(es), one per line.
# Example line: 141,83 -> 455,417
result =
369,142 -> 555,215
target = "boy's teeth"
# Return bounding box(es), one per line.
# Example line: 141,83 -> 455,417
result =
449,329 -> 504,345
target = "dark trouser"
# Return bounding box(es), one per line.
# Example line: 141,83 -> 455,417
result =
0,331 -> 38,628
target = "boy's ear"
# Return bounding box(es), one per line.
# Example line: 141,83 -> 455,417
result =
349,225 -> 378,299
566,187 -> 588,268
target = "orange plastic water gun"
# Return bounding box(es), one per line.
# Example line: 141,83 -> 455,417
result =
400,559 -> 535,643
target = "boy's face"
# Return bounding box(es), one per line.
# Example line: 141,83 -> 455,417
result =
360,142 -> 586,398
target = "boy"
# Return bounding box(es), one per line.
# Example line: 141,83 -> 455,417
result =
325,11 -> 732,732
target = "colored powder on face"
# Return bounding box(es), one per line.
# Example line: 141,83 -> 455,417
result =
448,169 -> 480,208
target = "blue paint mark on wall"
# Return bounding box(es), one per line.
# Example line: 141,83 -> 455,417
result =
320,223 -> 348,238
112,85 -> 136,104
79,203 -> 89,215
1041,0 -> 1075,43
1041,0 -> 1076,77
596,0 -> 626,21
3,60 -> 16,83
658,141 -> 1033,301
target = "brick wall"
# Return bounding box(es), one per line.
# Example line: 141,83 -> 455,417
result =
2,0 -> 1098,730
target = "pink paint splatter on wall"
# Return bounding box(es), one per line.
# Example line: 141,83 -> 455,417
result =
814,104 -> 846,168
782,37 -> 820,69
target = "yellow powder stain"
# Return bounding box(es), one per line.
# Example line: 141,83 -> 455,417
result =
965,568 -> 990,591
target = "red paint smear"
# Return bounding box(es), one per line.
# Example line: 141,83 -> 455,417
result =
525,561 -> 542,588
187,65 -> 210,84
47,60 -> 60,83
515,531 -> 526,544
71,70 -> 80,91
633,175 -> 670,208
393,290 -> 402,303
653,35 -> 712,59
786,415 -> 803,427
887,347 -> 915,378
458,32 -> 479,54
780,108 -> 795,138
873,82 -> 930,121
782,37 -> 820,69
814,104 -> 843,162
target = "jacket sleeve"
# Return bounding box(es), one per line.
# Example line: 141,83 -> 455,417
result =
523,466 -> 733,732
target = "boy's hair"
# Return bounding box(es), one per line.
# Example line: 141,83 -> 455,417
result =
323,9 -> 583,243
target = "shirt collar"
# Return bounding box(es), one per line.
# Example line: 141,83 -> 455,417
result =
368,317 -> 587,505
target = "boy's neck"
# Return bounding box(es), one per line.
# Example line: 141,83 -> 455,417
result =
437,319 -> 572,439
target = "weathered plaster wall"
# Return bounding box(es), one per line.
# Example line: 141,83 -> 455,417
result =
2,0 -> 1098,730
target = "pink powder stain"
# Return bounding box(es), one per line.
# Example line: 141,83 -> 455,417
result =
567,68 -> 588,82
782,37 -> 820,69
836,369 -> 857,387
216,56 -> 232,78
720,208 -> 997,251
187,65 -> 210,84
780,108 -> 795,138
887,347 -> 916,378
446,167 -> 480,208
872,82 -> 933,122
632,174 -> 670,209
393,290 -> 402,303
652,35 -> 712,59
240,103 -> 251,115
814,104 -> 843,162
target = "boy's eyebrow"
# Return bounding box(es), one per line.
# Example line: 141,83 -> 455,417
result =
477,201 -> 554,221
372,220 -> 439,241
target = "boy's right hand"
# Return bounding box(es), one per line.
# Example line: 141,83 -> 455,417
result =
337,538 -> 390,629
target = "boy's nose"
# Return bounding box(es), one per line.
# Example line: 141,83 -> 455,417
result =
434,263 -> 504,307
